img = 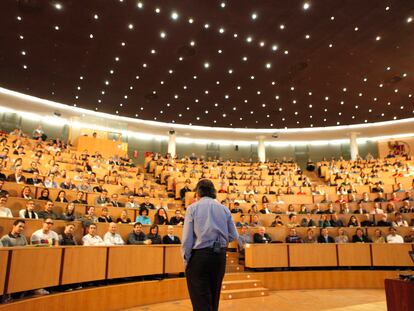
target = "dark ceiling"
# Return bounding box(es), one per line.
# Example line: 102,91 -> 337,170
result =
0,0 -> 414,128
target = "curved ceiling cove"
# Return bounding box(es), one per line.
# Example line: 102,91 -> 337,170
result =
0,0 -> 413,128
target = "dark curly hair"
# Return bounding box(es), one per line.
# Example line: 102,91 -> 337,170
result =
196,179 -> 217,199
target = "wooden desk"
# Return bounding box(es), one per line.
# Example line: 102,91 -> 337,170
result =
337,244 -> 372,266
385,279 -> 414,311
245,244 -> 289,268
61,246 -> 107,285
107,246 -> 164,279
371,244 -> 414,266
0,250 -> 8,294
289,244 -> 337,267
7,247 -> 62,293
164,245 -> 184,273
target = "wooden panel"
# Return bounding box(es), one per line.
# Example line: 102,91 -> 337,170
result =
245,244 -> 289,268
107,246 -> 164,279
0,250 -> 9,294
164,245 -> 184,273
385,279 -> 414,311
371,244 -> 414,266
61,246 -> 107,285
7,247 -> 62,293
289,244 -> 337,267
337,244 -> 372,266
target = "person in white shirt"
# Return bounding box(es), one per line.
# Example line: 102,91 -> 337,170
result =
391,212 -> 409,227
103,222 -> 125,245
0,195 -> 13,218
370,203 -> 385,215
82,223 -> 105,246
125,195 -> 139,209
31,218 -> 59,246
19,200 -> 39,219
386,227 -> 404,244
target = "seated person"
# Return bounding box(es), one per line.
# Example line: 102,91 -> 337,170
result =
372,228 -> 386,243
237,224 -> 253,253
270,215 -> 284,227
0,219 -> 28,246
58,223 -> 78,245
162,225 -> 181,244
60,177 -> 76,190
127,222 -> 152,245
359,192 -> 371,203
93,179 -> 106,193
403,227 -> 414,242
147,224 -> 162,244
31,218 -> 59,246
98,207 -> 113,223
103,222 -> 125,245
320,194 -> 331,204
385,203 -> 396,213
179,181 -> 192,202
0,195 -> 13,218
38,188 -> 51,201
347,215 -> 360,227
385,226 -> 404,243
247,204 -> 259,215
352,228 -> 372,243
340,203 -> 351,214
311,203 -> 324,214
403,191 -> 414,202
259,203 -> 272,214
231,202 -> 243,213
61,202 -> 77,221
392,212 -> 408,227
169,209 -> 185,225
125,195 -> 139,209
287,214 -> 300,228
236,215 -> 250,228
80,206 -> 99,225
285,228 -> 303,243
135,207 -> 151,225
317,228 -> 335,243
7,165 -> 26,184
116,209 -> 132,224
140,197 -> 155,210
19,199 -> 39,219
300,213 -> 316,227
360,213 -> 374,227
82,223 -> 105,246
388,192 -> 401,202
110,193 -> 125,207
374,192 -> 387,202
249,214 -> 263,227
21,185 -> 33,199
38,200 -> 59,220
335,228 -> 349,243
72,191 -> 87,205
353,202 -> 367,214
399,201 -> 412,213
330,213 -> 344,227
94,190 -> 110,206
324,203 -> 335,214
153,207 -> 169,225
318,214 -> 331,228
303,228 -> 317,243
253,226 -> 272,243
376,214 -> 391,227
0,179 -> 9,197
370,203 -> 385,215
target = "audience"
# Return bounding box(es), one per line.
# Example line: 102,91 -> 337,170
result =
285,228 -> 303,243
116,209 -> 132,224
37,201 -> 59,220
0,195 -> 13,217
103,223 -> 125,245
385,227 -> 404,243
253,226 -> 272,243
237,224 -> 253,252
127,222 -> 152,245
334,228 -> 349,243
303,228 -> 317,243
162,226 -> 181,244
352,228 -> 372,243
147,224 -> 162,244
98,207 -> 113,223
1,219 -> 28,246
58,223 -> 78,245
135,207 -> 151,225
318,228 -> 335,243
169,209 -> 185,226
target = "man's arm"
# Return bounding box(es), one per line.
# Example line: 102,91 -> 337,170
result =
227,212 -> 238,242
181,207 -> 194,266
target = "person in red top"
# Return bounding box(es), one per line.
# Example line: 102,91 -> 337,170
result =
335,194 -> 348,204
388,192 -> 401,202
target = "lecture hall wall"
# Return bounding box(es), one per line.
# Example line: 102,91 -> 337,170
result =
0,111 -> 379,165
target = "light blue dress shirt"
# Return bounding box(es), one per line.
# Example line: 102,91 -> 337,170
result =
135,215 -> 151,225
181,197 -> 238,265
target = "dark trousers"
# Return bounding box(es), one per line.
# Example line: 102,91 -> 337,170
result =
186,248 -> 226,311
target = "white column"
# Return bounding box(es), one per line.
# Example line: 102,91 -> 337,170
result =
168,132 -> 176,158
257,136 -> 266,163
350,132 -> 358,160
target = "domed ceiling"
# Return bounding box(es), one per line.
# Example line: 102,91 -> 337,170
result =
0,0 -> 413,128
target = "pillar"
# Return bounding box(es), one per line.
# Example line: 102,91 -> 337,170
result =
168,131 -> 176,158
350,132 -> 358,160
257,136 -> 266,163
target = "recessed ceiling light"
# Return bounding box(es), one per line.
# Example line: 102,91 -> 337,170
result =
105,80 -> 109,85
204,23 -> 210,28
204,62 -> 210,68
279,24 -> 285,29
89,34 -> 94,39
150,49 -> 156,54
93,14 -> 99,19
331,16 -> 335,20
17,16 -> 22,21
169,69 -> 173,74
19,35 -> 24,40
54,25 -> 60,31
190,41 -> 195,46
220,2 -> 226,8
128,23 -> 134,29
354,27 -> 359,31
21,51 -> 26,56
54,3 -> 62,10
272,45 -> 278,51
115,56 -> 120,61
303,2 -> 310,10
155,7 -> 160,13
218,49 -> 222,54
219,27 -> 225,33
188,18 -> 194,23
171,11 -> 179,20
385,6 -> 390,11
305,34 -> 310,39
228,69 -> 233,74
284,50 -> 289,54
22,65 -> 27,69
246,36 -> 253,43
251,13 -> 258,20
121,42 -> 126,46
160,31 -> 166,38
242,56 -> 248,61
265,63 -> 271,69
407,17 -> 413,23
376,36 -> 381,41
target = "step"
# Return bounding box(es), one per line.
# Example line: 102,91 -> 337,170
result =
225,265 -> 244,273
223,272 -> 256,281
226,258 -> 239,265
226,252 -> 239,259
222,279 -> 263,290
220,287 -> 269,300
